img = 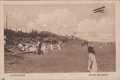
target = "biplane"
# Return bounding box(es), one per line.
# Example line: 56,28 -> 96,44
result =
93,6 -> 105,13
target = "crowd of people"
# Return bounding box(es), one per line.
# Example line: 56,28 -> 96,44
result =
17,40 -> 62,55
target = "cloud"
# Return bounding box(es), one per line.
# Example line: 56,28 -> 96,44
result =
27,22 -> 35,28
96,17 -> 115,33
7,12 -> 28,31
77,19 -> 97,33
29,9 -> 78,35
76,17 -> 115,42
78,33 -> 115,42
77,17 -> 114,33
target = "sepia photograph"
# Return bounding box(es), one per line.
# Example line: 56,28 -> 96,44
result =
4,2 -> 116,73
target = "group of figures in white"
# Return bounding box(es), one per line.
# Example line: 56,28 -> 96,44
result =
17,41 -> 62,54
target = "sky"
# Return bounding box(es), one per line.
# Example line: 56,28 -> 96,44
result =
4,3 -> 115,42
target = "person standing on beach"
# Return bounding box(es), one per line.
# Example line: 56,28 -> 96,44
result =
37,40 -> 42,55
87,44 -> 97,72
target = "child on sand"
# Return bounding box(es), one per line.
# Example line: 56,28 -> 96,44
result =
87,44 -> 97,72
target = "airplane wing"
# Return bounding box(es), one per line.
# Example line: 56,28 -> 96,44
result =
94,9 -> 104,13
93,6 -> 105,11
93,6 -> 105,13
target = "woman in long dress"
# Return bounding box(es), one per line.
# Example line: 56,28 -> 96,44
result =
57,43 -> 61,50
87,45 -> 97,72
41,42 -> 47,54
50,41 -> 53,51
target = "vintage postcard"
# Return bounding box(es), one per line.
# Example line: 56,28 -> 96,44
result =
0,0 -> 120,80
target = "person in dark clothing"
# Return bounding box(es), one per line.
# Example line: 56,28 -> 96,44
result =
87,44 -> 97,72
